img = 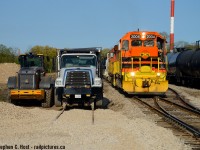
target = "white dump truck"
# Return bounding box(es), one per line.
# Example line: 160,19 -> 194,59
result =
54,48 -> 103,108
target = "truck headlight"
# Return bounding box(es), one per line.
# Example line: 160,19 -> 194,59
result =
56,79 -> 62,85
94,78 -> 102,85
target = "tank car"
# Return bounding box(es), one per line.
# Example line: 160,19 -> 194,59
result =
167,40 -> 200,86
105,31 -> 168,95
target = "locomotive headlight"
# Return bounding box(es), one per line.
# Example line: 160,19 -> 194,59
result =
142,32 -> 146,35
142,32 -> 146,38
157,72 -> 161,76
130,72 -> 135,77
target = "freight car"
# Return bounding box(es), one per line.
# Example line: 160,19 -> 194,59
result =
105,31 -> 168,95
167,40 -> 200,86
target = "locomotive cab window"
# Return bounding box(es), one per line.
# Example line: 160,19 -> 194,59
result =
144,40 -> 154,47
131,40 -> 142,47
157,37 -> 164,49
122,40 -> 129,50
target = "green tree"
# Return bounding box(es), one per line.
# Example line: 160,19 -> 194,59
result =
160,32 -> 169,41
0,44 -> 18,63
30,45 -> 57,72
100,48 -> 110,67
100,48 -> 110,60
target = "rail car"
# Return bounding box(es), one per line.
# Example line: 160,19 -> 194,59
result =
167,40 -> 200,86
105,31 -> 168,95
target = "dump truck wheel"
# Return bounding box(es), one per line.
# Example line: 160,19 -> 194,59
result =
95,99 -> 103,109
42,88 -> 53,108
94,92 -> 103,109
54,88 -> 62,107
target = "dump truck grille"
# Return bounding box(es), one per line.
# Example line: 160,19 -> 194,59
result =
19,74 -> 35,89
66,71 -> 91,86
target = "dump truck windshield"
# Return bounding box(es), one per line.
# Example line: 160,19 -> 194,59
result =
61,55 -> 96,68
19,55 -> 43,68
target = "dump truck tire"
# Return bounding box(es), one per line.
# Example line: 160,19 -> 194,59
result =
95,99 -> 103,108
42,88 -> 53,108
54,88 -> 62,107
94,92 -> 104,109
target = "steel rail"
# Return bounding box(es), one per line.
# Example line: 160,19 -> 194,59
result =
168,87 -> 200,112
159,97 -> 200,115
155,97 -> 200,138
134,96 -> 200,138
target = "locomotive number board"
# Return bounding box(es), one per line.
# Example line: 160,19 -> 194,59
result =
146,34 -> 156,39
130,34 -> 140,39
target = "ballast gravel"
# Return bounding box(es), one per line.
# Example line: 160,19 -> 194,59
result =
0,63 -> 190,150
0,102 -> 189,150
169,84 -> 200,108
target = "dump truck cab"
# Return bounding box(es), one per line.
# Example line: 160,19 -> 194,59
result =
54,48 -> 103,108
7,53 -> 54,108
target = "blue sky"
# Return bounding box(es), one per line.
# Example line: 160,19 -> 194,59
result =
0,0 -> 199,52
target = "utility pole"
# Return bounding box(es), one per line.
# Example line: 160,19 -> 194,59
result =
170,0 -> 175,53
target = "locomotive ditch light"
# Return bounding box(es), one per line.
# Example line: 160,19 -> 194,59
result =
157,72 -> 161,76
130,72 -> 135,77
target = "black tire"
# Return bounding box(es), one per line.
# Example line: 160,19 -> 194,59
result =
54,88 -> 62,107
42,88 -> 53,108
95,99 -> 103,109
94,91 -> 103,109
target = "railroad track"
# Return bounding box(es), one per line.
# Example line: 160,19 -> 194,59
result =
132,88 -> 200,149
166,88 -> 200,112
155,97 -> 200,137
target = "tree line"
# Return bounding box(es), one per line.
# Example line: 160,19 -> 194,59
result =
0,34 -> 197,72
0,44 -> 18,63
0,44 -> 111,72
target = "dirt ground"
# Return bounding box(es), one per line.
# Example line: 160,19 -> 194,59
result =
0,63 -> 195,150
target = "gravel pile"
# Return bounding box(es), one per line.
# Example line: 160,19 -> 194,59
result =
0,101 -> 189,150
0,63 -> 191,149
0,63 -> 20,84
0,81 -> 190,150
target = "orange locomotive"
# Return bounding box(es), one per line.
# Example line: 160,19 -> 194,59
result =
106,31 -> 168,95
